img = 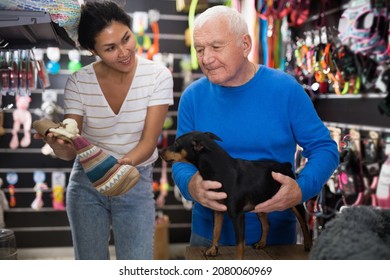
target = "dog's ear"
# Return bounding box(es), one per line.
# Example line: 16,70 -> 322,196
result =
205,132 -> 222,141
192,139 -> 204,152
191,132 -> 221,152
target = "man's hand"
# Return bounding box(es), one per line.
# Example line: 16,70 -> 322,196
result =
252,171 -> 302,213
188,172 -> 227,212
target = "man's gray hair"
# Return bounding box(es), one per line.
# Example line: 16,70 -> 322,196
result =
194,5 -> 249,36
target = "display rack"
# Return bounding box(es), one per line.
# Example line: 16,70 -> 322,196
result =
0,10 -> 74,48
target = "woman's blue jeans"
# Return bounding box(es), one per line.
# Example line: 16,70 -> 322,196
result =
66,158 -> 155,260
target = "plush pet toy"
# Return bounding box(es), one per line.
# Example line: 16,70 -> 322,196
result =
33,118 -> 140,196
39,99 -> 64,156
34,91 -> 64,156
10,95 -> 32,149
37,100 -> 63,123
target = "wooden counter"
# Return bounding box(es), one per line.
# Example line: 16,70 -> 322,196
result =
185,244 -> 309,260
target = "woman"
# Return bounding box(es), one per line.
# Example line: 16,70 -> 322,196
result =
35,1 -> 173,259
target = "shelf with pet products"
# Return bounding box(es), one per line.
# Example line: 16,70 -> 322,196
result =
0,10 -> 75,49
0,169 -> 68,212
316,93 -> 388,99
0,10 -> 52,28
323,121 -> 390,134
286,0 -> 389,109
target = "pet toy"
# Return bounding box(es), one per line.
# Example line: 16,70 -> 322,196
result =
155,130 -> 169,207
188,0 -> 199,70
33,90 -> 64,156
67,49 -> 82,73
9,94 -> 32,149
9,50 -> 19,94
46,47 -> 61,75
32,48 -> 50,88
133,12 -> 152,56
147,10 -> 160,60
18,49 -> 34,96
155,117 -> 174,207
33,118 -> 140,196
51,171 -> 66,210
31,171 -> 49,211
6,172 -> 18,207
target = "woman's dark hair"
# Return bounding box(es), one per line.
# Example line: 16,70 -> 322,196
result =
77,1 -> 131,50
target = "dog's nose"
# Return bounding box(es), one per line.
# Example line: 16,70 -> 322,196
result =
158,149 -> 164,158
159,150 -> 175,164
159,149 -> 167,160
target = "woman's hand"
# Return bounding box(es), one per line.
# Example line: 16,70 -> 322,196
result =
33,132 -> 76,161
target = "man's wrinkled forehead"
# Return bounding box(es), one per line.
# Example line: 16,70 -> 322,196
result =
193,24 -> 234,46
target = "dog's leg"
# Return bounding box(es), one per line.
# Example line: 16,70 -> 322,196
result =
232,213 -> 245,259
292,205 -> 312,251
205,211 -> 223,257
253,212 -> 269,249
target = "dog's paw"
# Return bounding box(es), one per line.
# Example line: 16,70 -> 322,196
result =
253,241 -> 266,250
205,246 -> 218,257
304,242 -> 312,251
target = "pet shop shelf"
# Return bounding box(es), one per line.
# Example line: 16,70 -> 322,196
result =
0,10 -> 74,48
0,10 -> 52,28
316,93 -> 388,100
314,96 -> 390,128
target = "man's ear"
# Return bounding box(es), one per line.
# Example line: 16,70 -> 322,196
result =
242,33 -> 252,57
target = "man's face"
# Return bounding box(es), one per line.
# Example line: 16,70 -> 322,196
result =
193,17 -> 251,87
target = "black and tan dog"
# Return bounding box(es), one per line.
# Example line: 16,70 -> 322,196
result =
160,131 -> 312,259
